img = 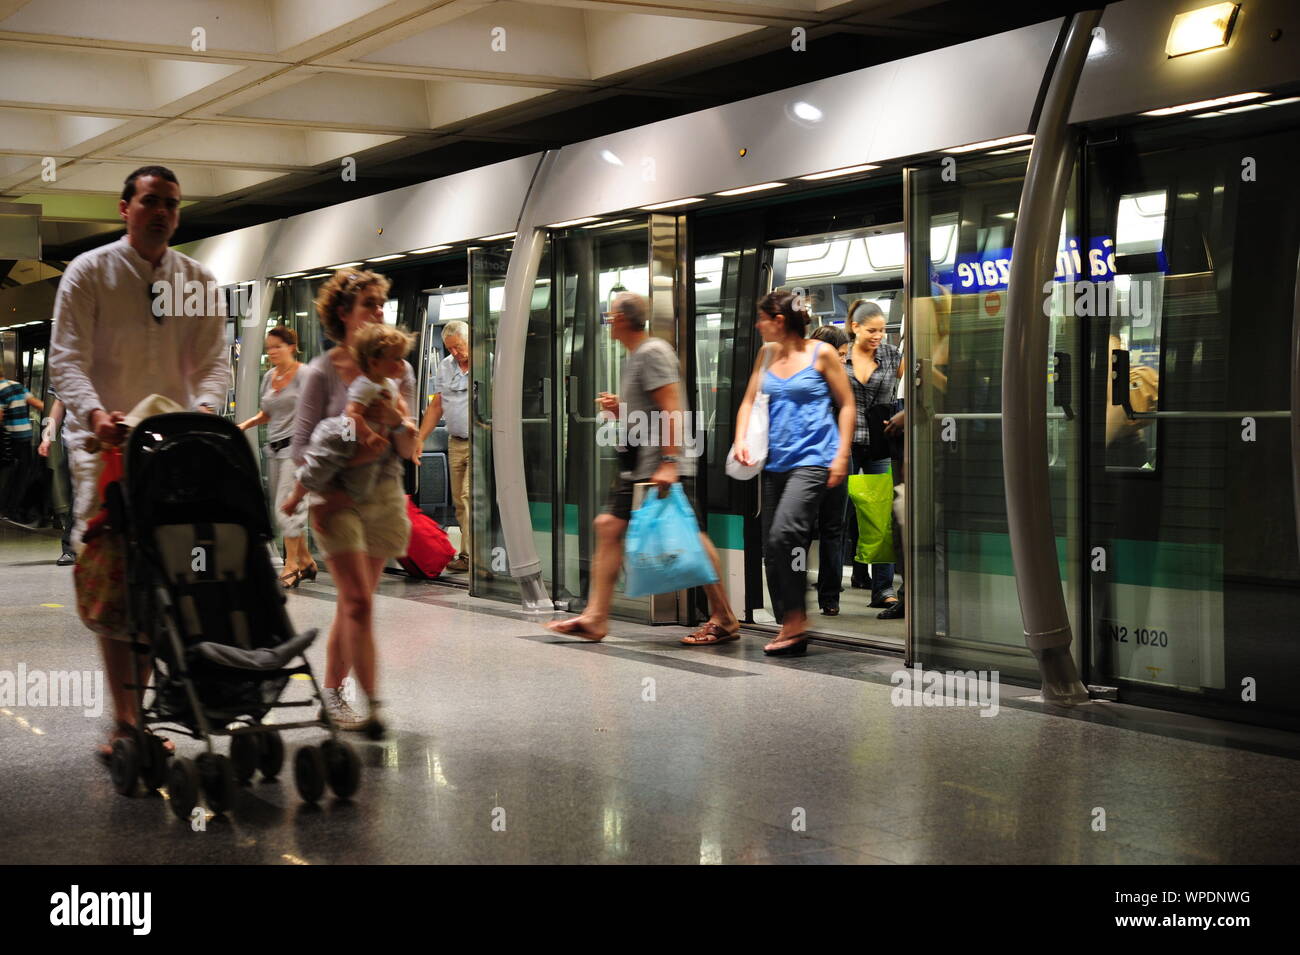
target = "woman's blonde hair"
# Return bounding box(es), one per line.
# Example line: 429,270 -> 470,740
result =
314,269 -> 391,343
352,323 -> 414,379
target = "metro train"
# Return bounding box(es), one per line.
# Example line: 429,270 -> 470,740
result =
3,0 -> 1298,732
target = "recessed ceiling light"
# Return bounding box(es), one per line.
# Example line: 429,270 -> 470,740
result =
799,164 -> 878,181
641,198 -> 705,210
327,262 -> 362,269
274,272 -> 305,279
988,144 -> 1034,154
583,219 -> 632,229
943,135 -> 1034,154
408,246 -> 451,254
478,232 -> 517,242
1141,91 -> 1264,115
715,182 -> 786,196
366,254 -> 405,262
547,217 -> 601,228
303,273 -> 330,280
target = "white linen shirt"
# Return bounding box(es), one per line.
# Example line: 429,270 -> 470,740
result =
49,237 -> 230,443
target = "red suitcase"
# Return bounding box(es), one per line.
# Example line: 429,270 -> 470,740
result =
398,495 -> 456,579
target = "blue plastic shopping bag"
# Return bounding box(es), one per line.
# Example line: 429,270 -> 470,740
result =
623,484 -> 719,597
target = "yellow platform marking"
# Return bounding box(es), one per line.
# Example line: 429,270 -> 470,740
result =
290,673 -> 312,681
41,603 -> 64,608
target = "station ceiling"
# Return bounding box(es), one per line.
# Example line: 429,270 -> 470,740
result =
1,0 -> 1099,271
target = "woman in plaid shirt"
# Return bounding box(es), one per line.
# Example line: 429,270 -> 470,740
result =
843,301 -> 904,617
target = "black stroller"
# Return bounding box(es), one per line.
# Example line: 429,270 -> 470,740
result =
104,412 -> 361,818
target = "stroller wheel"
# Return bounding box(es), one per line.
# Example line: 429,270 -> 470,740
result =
140,734 -> 171,791
230,734 -> 259,785
197,753 -> 238,815
168,758 -> 200,822
321,740 -> 362,800
257,730 -> 285,780
110,737 -> 140,796
293,746 -> 326,804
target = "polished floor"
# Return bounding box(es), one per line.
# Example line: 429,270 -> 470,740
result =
2,523 -> 1299,865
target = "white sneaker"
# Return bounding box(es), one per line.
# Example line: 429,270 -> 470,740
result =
319,687 -> 364,730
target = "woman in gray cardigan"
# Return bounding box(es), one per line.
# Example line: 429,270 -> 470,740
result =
238,325 -> 317,587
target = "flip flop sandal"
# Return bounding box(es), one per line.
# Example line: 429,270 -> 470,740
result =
763,636 -> 810,657
544,618 -> 607,642
680,622 -> 741,646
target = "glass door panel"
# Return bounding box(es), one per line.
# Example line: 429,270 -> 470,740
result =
469,243 -> 555,599
553,219 -> 652,615
1084,115 -> 1300,725
908,154 -> 1082,681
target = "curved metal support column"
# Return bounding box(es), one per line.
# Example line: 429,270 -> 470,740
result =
1292,244 -> 1300,555
1002,11 -> 1101,703
493,150 -> 559,612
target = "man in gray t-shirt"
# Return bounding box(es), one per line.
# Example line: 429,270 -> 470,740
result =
545,292 -> 738,647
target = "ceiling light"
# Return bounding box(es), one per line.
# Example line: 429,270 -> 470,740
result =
1216,102 -> 1269,114
791,101 -> 822,122
273,272 -> 305,279
996,212 -> 1016,219
583,219 -> 632,229
366,254 -> 405,262
988,144 -> 1034,154
1266,96 -> 1300,106
1141,91 -> 1264,115
641,198 -> 705,210
303,273 -> 330,280
327,262 -> 362,270
943,134 -> 1034,154
547,217 -> 601,228
1166,2 -> 1238,58
408,245 -> 451,254
478,232 -> 516,242
799,164 -> 878,181
715,182 -> 786,196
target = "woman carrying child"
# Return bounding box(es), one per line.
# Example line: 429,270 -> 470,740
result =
291,270 -> 418,737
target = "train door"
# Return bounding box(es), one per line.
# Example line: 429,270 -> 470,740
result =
759,226 -> 907,648
907,153 -> 1085,682
1081,113 -> 1300,726
547,215 -> 688,621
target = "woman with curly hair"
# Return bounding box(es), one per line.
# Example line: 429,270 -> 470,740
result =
291,270 -> 418,737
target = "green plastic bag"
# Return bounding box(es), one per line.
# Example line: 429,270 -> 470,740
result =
848,469 -> 895,564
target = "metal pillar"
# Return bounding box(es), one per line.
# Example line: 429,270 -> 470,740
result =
1001,11 -> 1102,703
493,151 -> 559,612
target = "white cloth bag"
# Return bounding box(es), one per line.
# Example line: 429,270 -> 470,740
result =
725,346 -> 773,481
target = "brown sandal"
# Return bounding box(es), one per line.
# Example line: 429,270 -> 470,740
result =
681,622 -> 741,646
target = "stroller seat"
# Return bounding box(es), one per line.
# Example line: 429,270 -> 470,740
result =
155,523 -> 256,651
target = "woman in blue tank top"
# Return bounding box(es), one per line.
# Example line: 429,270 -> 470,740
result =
733,289 -> 855,655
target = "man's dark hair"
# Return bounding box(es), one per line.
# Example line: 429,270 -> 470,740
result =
122,165 -> 179,203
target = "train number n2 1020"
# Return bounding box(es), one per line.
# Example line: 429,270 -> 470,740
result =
1106,625 -> 1169,647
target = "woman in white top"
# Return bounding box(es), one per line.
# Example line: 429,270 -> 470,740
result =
238,326 -> 317,587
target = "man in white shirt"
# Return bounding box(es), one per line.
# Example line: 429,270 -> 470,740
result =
50,164 -> 229,761
417,321 -> 472,571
